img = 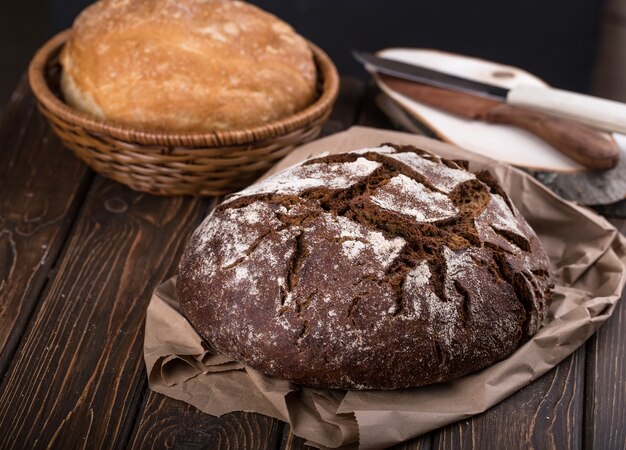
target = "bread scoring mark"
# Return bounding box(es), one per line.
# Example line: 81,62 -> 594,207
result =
329,214 -> 405,270
370,174 -> 458,222
220,230 -> 273,271
475,169 -> 516,214
488,194 -> 526,237
180,144 -> 555,389
474,193 -> 531,254
400,261 -> 441,322
490,226 -> 531,252
295,319 -> 310,350
347,295 -> 362,326
286,230 -> 307,295
190,202 -> 286,275
385,151 -> 476,193
453,280 -> 471,329
491,251 -> 540,336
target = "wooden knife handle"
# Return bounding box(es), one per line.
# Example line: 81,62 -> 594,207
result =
508,85 -> 626,135
482,104 -> 620,171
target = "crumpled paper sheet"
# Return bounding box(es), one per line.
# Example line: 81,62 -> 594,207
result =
144,126 -> 626,450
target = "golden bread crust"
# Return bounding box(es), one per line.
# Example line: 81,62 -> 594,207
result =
60,0 -> 317,131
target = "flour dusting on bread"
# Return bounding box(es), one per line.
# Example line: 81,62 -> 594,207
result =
177,144 -> 555,389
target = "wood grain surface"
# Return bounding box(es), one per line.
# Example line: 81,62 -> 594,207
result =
0,76 -> 91,376
0,76 -> 625,450
434,350 -> 585,450
129,393 -> 283,450
584,218 -> 626,450
0,177 -> 208,448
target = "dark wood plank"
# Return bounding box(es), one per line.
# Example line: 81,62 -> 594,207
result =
584,218 -> 626,450
278,423 -> 433,450
431,349 -> 584,450
0,77 -> 92,376
0,177 -> 212,449
129,393 -> 283,450
391,436 -> 433,450
280,427 -> 433,450
126,76 -> 367,450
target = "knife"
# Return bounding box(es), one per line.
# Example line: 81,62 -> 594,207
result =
376,74 -> 619,170
354,51 -> 619,170
354,51 -> 626,136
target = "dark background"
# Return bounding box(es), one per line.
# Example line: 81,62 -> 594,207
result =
0,0 -> 607,110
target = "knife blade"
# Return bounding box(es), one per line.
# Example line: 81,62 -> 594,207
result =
378,74 -> 619,170
354,51 -> 626,135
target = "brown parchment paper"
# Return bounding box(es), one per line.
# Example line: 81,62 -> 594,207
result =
144,126 -> 626,450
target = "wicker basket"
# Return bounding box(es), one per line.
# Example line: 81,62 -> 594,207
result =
28,30 -> 339,196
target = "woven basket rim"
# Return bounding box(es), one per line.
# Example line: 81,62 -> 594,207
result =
28,29 -> 339,147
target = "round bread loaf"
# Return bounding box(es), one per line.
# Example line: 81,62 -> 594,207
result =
177,144 -> 555,389
60,0 -> 317,131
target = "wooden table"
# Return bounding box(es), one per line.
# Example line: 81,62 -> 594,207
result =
1,76 -> 625,450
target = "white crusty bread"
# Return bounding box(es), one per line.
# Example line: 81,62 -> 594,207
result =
60,0 -> 317,132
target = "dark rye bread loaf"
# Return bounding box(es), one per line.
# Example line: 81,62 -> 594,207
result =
177,144 -> 555,390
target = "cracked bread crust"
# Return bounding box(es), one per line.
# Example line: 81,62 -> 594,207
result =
177,144 -> 555,390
